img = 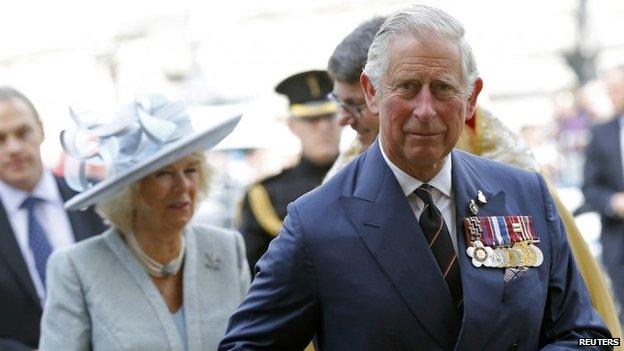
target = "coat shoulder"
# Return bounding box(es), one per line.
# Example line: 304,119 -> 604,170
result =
589,118 -> 618,136
455,150 -> 539,182
46,229 -> 114,279
51,229 -> 111,260
188,223 -> 244,255
257,167 -> 295,188
190,223 -> 241,242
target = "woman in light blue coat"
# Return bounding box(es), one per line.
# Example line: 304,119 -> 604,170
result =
39,95 -> 249,351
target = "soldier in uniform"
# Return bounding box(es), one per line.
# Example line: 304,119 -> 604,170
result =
238,70 -> 341,273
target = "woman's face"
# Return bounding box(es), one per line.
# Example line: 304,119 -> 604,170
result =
135,155 -> 201,233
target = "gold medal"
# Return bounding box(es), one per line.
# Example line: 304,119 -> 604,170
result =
515,241 -> 535,267
529,243 -> 544,267
506,247 -> 522,267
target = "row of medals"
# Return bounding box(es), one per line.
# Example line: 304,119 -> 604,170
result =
468,239 -> 543,268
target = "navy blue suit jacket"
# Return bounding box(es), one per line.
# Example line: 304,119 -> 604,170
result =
583,118 -> 624,244
582,117 -> 624,323
220,142 -> 609,351
0,176 -> 107,351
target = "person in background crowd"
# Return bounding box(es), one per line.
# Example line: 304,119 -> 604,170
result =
0,87 -> 106,351
220,5 -> 610,350
325,17 -> 385,178
39,95 -> 249,351
583,65 -> 624,328
324,14 -> 622,338
238,70 -> 340,273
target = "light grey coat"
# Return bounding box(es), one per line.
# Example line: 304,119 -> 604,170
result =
39,224 -> 250,351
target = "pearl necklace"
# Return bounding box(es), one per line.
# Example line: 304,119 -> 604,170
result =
126,232 -> 186,278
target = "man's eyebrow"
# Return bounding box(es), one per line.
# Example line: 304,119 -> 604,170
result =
390,76 -> 421,84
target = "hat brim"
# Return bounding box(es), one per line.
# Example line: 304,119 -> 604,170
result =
64,114 -> 241,211
289,101 -> 337,119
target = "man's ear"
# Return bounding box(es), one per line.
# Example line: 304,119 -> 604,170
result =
287,118 -> 301,138
36,120 -> 45,145
465,77 -> 483,122
360,73 -> 379,115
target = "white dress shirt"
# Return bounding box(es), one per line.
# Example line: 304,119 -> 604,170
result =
379,144 -> 458,253
0,170 -> 75,303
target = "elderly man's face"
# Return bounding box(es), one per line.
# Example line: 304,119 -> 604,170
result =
0,98 -> 44,191
136,155 -> 200,233
362,35 -> 481,181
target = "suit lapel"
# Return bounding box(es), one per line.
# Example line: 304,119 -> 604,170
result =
0,198 -> 41,306
340,142 -> 459,350
182,226 -> 202,350
0,176 -> 102,310
104,229 -> 184,350
452,151 -> 508,349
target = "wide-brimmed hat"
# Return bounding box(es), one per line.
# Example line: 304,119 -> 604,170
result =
61,94 -> 241,211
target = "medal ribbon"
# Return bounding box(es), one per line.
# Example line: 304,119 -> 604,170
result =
464,216 -> 538,248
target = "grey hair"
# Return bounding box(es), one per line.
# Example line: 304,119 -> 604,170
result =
95,150 -> 212,234
363,5 -> 478,97
327,16 -> 387,84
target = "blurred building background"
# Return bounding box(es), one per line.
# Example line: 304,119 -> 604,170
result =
1,0 -> 623,249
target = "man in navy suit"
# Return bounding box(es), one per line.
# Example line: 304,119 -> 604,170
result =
583,65 -> 624,326
0,87 -> 106,351
220,5 -> 610,350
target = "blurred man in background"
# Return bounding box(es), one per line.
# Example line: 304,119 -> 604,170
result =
238,70 -> 340,273
583,65 -> 624,327
328,17 -> 385,151
325,17 -> 385,179
0,87 -> 106,351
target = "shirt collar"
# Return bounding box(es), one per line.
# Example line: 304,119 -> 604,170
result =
0,170 -> 61,212
379,142 -> 452,198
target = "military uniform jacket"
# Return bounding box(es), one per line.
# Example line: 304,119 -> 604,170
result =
238,156 -> 333,273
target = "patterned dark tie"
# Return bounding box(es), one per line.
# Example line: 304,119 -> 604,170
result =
21,196 -> 53,287
414,184 -> 463,309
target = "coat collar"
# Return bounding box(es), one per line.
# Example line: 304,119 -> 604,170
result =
341,141 -> 459,350
341,142 -> 510,350
378,141 -> 452,198
104,226 -> 209,350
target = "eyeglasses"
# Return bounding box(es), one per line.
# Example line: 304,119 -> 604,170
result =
327,92 -> 368,119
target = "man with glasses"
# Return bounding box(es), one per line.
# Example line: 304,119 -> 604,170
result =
327,91 -> 372,145
238,70 -> 341,274
324,18 -> 386,180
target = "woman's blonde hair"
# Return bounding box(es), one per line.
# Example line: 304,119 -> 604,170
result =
95,150 -> 212,234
